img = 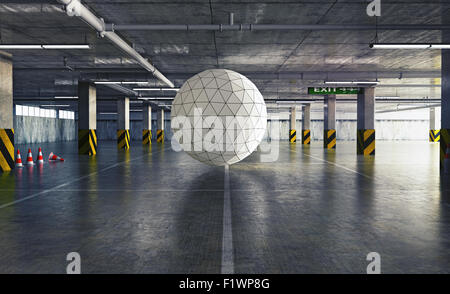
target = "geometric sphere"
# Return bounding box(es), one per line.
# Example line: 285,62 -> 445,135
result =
171,69 -> 267,166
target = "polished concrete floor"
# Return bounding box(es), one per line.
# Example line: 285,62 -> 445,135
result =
0,140 -> 449,273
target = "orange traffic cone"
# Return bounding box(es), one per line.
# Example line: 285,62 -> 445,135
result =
26,148 -> 34,165
445,144 -> 450,174
48,152 -> 64,162
15,149 -> 23,168
37,147 -> 44,164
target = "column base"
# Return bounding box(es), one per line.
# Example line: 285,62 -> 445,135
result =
117,129 -> 130,149
289,129 -> 296,143
440,129 -> 450,171
0,128 -> 14,172
324,129 -> 336,149
78,129 -> 97,155
357,129 -> 375,156
157,129 -> 164,143
143,129 -> 152,145
302,129 -> 311,145
429,129 -> 441,142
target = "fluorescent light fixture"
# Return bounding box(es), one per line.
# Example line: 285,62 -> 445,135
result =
121,82 -> 149,85
42,45 -> 90,49
130,109 -> 143,112
0,44 -> 90,49
54,96 -> 78,99
99,112 -> 117,115
94,81 -> 150,85
370,44 -> 429,49
0,45 -> 42,49
375,96 -> 400,99
41,105 -> 70,107
276,100 -> 315,104
370,43 -> 450,49
324,81 -> 379,85
138,97 -> 174,100
324,81 -> 353,84
355,81 -> 379,85
430,44 -> 450,49
133,88 -> 179,91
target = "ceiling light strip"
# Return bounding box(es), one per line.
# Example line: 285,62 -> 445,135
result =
324,81 -> 379,85
370,43 -> 450,49
0,44 -> 90,49
133,88 -> 180,91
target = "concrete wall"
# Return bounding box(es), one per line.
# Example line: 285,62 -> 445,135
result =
14,116 -> 76,144
96,120 -> 172,141
95,118 -> 428,142
265,119 -> 429,141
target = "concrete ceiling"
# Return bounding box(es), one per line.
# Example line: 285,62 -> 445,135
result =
1,0 -> 448,112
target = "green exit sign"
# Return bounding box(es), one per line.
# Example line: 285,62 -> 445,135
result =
308,87 -> 362,95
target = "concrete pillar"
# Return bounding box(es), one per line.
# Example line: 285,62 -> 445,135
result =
441,31 -> 450,170
117,97 -> 130,150
0,51 -> 14,172
429,107 -> 441,143
323,94 -> 336,149
302,104 -> 311,145
142,103 -> 152,145
78,81 -> 97,155
357,87 -> 376,155
289,106 -> 296,143
156,109 -> 165,143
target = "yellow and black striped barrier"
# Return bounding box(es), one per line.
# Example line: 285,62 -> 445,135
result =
302,129 -> 311,145
156,129 -> 164,143
440,129 -> 450,170
324,129 -> 336,149
429,129 -> 440,142
357,129 -> 375,156
117,129 -> 130,149
289,129 -> 296,143
78,129 -> 97,155
0,129 -> 14,172
143,129 -> 152,145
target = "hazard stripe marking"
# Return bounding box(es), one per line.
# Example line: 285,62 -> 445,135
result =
143,129 -> 152,145
429,129 -> 441,142
78,129 -> 97,155
117,130 -> 130,149
0,129 -> 14,172
302,130 -> 311,145
157,129 -> 164,143
357,129 -> 375,156
324,129 -> 336,149
289,129 -> 296,143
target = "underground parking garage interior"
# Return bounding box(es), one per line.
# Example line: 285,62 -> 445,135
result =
0,0 -> 450,280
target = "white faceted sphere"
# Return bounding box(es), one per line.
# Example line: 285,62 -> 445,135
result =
171,69 -> 267,166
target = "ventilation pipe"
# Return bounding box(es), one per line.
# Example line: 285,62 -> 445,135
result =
57,0 -> 174,88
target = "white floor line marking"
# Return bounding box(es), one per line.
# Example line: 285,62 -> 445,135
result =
0,147 -> 171,209
302,153 -> 372,179
221,164 -> 234,274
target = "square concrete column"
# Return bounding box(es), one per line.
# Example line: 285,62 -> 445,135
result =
117,97 -> 130,150
0,51 -> 14,172
289,106 -> 296,143
323,94 -> 336,149
302,104 -> 311,145
357,87 -> 376,155
78,81 -> 97,155
442,31 -> 450,171
157,109 -> 165,143
429,107 -> 441,143
142,103 -> 152,145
